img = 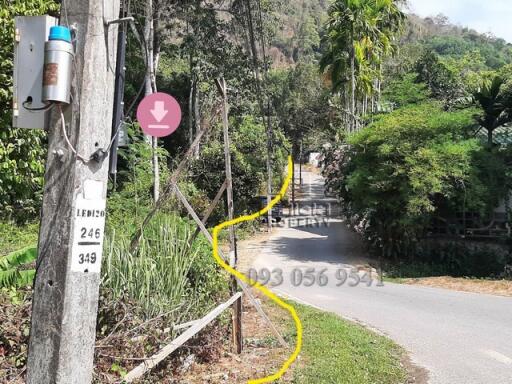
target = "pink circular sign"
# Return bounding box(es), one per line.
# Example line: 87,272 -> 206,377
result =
136,92 -> 182,137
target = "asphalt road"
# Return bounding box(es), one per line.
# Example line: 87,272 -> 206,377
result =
250,169 -> 512,384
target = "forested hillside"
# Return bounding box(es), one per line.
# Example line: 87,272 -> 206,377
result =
270,0 -> 328,65
271,1 -> 512,68
384,13 -> 512,97
405,14 -> 512,68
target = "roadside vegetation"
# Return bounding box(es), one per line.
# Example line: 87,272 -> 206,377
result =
321,1 -> 512,282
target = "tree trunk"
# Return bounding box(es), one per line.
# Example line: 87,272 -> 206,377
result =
187,12 -> 195,147
377,64 -> 382,105
350,33 -> 356,132
144,0 -> 159,202
144,0 -> 154,99
194,75 -> 201,158
189,79 -> 194,146
153,8 -> 161,80
245,0 -> 263,88
345,88 -> 351,133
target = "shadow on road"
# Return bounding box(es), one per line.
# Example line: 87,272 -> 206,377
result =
264,221 -> 368,266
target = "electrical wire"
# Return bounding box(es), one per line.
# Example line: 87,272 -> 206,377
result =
60,13 -> 147,160
22,101 -> 53,111
58,104 -> 90,163
256,0 -> 269,72
54,2 -> 157,162
61,0 -> 70,27
242,0 -> 272,133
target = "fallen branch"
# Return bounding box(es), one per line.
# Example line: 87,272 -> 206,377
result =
97,353 -> 152,362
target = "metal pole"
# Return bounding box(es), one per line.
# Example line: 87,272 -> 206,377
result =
292,150 -> 295,206
299,139 -> 303,185
109,20 -> 127,182
266,98 -> 273,232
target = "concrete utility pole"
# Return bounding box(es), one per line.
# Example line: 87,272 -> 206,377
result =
26,0 -> 120,383
217,77 -> 242,354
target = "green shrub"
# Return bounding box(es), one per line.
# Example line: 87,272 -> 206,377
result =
112,123 -> 171,205
0,246 -> 37,288
0,221 -> 38,256
103,214 -> 227,319
325,101 -> 510,258
382,73 -> 430,108
189,116 -> 289,218
386,241 -> 512,279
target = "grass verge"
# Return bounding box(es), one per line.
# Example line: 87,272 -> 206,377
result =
280,303 -> 407,384
0,222 -> 38,256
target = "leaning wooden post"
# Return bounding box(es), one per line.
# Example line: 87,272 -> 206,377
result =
292,148 -> 295,206
266,98 -> 273,232
26,0 -> 120,383
216,77 -> 242,354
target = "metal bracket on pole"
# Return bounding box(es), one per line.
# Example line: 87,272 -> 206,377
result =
105,17 -> 134,27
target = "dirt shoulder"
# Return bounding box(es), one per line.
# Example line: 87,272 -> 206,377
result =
235,230 -> 272,274
176,294 -> 294,384
397,276 -> 512,297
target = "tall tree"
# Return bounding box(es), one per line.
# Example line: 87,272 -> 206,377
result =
320,0 -> 404,131
474,76 -> 512,145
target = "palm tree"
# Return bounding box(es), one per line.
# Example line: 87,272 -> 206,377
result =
474,76 -> 512,145
320,0 -> 405,131
370,0 -> 406,104
320,0 -> 361,132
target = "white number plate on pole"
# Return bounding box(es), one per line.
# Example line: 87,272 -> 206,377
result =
70,192 -> 106,274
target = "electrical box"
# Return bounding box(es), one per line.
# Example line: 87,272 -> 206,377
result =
13,16 -> 58,129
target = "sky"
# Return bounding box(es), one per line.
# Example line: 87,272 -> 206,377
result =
407,0 -> 512,43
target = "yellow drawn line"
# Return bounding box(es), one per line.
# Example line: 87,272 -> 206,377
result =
212,155 -> 303,384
